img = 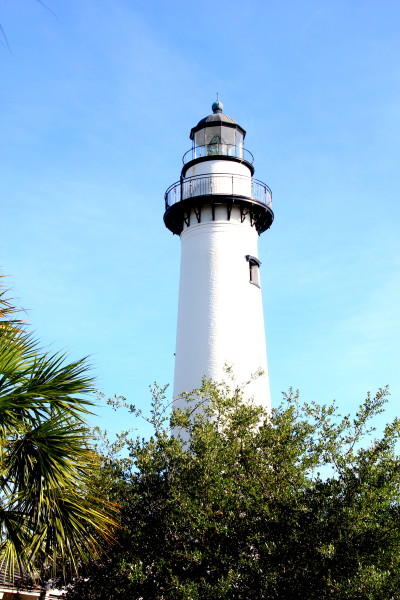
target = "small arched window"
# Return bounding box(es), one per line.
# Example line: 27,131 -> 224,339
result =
245,255 -> 261,288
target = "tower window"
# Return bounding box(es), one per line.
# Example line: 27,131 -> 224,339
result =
246,255 -> 261,288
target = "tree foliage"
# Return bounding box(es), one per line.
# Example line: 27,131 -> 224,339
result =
0,280 -> 118,582
66,380 -> 400,600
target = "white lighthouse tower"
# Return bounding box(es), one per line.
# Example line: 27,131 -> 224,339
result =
164,101 -> 274,413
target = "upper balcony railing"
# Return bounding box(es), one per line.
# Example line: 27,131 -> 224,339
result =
165,173 -> 272,210
182,144 -> 254,165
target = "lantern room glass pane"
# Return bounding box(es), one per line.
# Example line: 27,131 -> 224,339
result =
205,126 -> 221,157
236,130 -> 244,147
235,130 -> 244,158
204,126 -> 222,146
221,127 -> 235,146
194,129 -> 205,147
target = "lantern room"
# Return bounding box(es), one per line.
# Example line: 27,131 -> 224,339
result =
189,101 -> 246,161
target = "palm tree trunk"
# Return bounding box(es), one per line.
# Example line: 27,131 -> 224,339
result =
38,587 -> 48,600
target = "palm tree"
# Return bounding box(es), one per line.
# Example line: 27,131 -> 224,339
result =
0,279 -> 118,585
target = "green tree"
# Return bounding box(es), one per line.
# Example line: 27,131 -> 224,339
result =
0,281 -> 118,583
66,381 -> 400,600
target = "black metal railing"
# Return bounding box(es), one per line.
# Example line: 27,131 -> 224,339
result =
164,173 -> 272,210
182,144 -> 254,165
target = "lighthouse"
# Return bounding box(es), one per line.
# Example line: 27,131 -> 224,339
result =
164,101 -> 274,413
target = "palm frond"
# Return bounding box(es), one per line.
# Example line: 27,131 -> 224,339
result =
0,277 -> 120,581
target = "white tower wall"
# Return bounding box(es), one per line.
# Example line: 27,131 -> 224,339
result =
173,211 -> 270,412
184,160 -> 252,199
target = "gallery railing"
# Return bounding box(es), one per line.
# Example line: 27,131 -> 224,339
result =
165,173 -> 272,210
182,144 -> 254,165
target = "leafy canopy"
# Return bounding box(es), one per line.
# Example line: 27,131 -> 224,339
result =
67,380 -> 400,600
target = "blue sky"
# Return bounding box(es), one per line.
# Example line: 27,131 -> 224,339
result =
1,0 -> 399,438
